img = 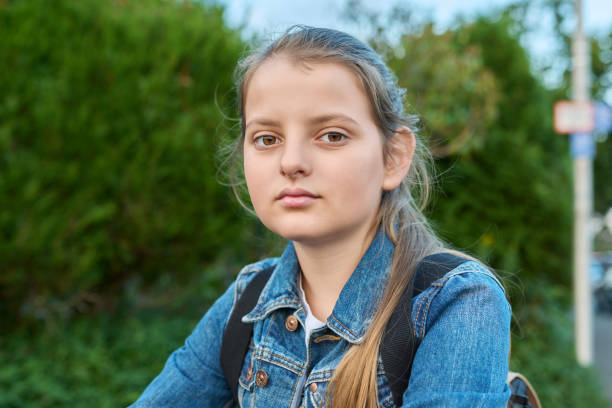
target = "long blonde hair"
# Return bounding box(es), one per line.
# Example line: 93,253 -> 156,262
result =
229,25 -> 454,407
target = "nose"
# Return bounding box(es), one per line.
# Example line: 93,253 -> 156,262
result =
279,138 -> 311,179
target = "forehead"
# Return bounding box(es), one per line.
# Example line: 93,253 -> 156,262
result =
243,56 -> 376,125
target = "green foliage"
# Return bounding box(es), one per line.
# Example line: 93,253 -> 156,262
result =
386,24 -> 499,157
546,0 -> 612,214
363,8 -> 574,288
430,15 -> 573,286
590,35 -> 612,102
510,281 -> 610,407
365,8 -> 574,286
594,134 -> 612,215
0,0 -> 248,328
591,32 -> 612,214
0,258 -> 232,407
0,314 -> 197,407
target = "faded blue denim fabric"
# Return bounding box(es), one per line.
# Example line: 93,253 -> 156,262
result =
129,229 -> 511,407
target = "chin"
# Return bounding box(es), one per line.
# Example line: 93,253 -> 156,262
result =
266,220 -> 357,247
262,218 -> 323,243
272,227 -> 321,243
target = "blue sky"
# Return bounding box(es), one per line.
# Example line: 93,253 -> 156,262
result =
220,0 -> 611,38
218,0 -> 612,95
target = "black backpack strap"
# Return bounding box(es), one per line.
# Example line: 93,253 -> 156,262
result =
381,253 -> 468,407
220,267 -> 274,404
412,253 -> 468,297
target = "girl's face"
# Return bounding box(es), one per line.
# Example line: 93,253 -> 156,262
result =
243,56 -> 402,246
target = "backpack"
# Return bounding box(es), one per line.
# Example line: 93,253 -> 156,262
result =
220,253 -> 541,408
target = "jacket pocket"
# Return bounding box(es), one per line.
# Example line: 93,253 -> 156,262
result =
305,366 -> 395,408
306,371 -> 333,408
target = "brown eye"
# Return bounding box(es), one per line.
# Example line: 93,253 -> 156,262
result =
320,133 -> 346,143
254,135 -> 280,147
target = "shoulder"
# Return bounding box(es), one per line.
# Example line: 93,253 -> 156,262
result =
412,260 -> 511,341
436,259 -> 506,298
405,260 -> 512,402
419,259 -> 507,300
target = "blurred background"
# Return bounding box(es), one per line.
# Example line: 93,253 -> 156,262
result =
1,0 -> 611,406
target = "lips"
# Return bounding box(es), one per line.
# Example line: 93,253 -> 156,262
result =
276,188 -> 320,208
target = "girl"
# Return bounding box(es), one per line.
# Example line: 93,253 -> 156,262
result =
130,26 -> 511,407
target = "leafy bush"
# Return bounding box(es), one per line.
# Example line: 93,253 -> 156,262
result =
0,315 -> 196,407
510,281 -> 610,407
429,15 -> 573,286
386,24 -> 500,157
0,0 -> 249,329
0,257 -> 231,407
377,11 -> 573,288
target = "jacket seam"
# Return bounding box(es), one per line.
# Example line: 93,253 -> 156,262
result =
416,269 -> 506,340
255,346 -> 304,372
418,281 -> 446,339
246,297 -> 302,320
414,279 -> 446,341
257,354 -> 303,375
327,313 -> 360,342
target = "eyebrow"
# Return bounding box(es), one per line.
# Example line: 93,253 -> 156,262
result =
245,118 -> 281,130
245,113 -> 359,131
307,113 -> 359,127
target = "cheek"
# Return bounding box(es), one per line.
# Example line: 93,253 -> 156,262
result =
353,145 -> 385,186
243,153 -> 264,204
243,151 -> 278,221
325,148 -> 385,203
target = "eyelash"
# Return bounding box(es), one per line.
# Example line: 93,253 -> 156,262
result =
253,135 -> 280,147
251,131 -> 348,148
319,132 -> 347,143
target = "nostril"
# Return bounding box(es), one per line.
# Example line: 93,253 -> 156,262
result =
279,161 -> 309,178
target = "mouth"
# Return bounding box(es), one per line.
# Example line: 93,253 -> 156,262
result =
276,188 -> 320,208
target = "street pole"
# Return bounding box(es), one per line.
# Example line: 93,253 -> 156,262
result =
572,0 -> 593,366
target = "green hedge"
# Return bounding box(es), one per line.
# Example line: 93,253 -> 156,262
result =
383,14 -> 573,290
428,15 -> 573,285
0,315 -> 194,408
510,280 -> 609,407
0,0 -> 249,328
0,258 -> 230,408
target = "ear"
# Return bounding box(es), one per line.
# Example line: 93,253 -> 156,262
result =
382,126 -> 415,191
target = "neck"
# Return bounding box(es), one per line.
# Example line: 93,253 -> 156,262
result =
294,222 -> 379,321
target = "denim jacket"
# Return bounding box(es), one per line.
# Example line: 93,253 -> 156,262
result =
130,229 -> 511,407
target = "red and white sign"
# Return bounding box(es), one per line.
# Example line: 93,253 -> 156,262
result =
554,100 -> 595,134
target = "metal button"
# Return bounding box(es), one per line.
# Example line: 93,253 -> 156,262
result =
310,382 -> 318,393
255,369 -> 269,387
246,366 -> 252,381
285,315 -> 298,331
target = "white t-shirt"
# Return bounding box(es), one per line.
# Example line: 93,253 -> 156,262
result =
290,274 -> 327,408
298,274 -> 326,345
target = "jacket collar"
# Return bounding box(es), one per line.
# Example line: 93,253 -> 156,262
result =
243,227 -> 395,344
